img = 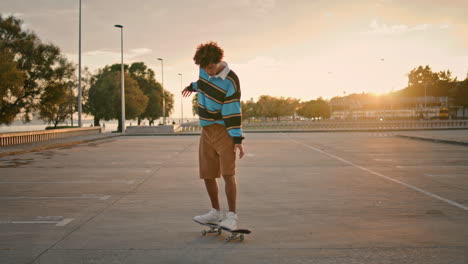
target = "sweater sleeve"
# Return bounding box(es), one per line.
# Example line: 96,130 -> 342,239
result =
187,67 -> 209,92
221,81 -> 244,144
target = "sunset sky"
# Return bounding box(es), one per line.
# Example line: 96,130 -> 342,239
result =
1,0 -> 467,119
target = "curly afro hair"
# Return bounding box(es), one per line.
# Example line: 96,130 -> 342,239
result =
193,41 -> 224,67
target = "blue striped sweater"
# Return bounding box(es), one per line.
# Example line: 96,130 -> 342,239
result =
187,63 -> 244,144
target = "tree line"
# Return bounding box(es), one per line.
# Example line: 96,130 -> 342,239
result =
241,96 -> 330,121
191,95 -> 331,121
398,65 -> 468,107
0,15 -> 173,131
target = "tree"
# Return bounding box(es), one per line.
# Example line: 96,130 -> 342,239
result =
297,97 -> 330,119
128,62 -> 166,125
450,77 -> 468,118
192,93 -> 198,116
241,100 -> 259,122
39,81 -> 75,127
402,65 -> 456,98
0,46 -> 25,124
37,54 -> 76,127
163,90 -> 174,121
86,66 -> 148,131
257,95 -> 299,121
0,15 -> 74,124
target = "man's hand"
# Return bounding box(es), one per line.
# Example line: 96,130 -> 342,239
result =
182,87 -> 193,97
234,144 -> 245,159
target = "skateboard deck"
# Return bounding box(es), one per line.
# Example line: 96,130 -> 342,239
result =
220,226 -> 252,242
193,220 -> 222,236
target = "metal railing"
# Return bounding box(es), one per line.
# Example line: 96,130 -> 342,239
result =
179,120 -> 468,133
0,127 -> 103,147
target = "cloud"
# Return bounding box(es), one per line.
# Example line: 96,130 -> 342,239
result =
65,48 -> 153,71
128,48 -> 152,58
1,12 -> 25,18
360,19 -> 447,35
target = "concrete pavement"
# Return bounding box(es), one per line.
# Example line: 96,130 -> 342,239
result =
0,132 -> 467,263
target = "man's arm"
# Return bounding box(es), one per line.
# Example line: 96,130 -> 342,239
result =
182,82 -> 197,97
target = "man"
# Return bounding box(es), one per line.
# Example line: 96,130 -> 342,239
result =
182,41 -> 244,230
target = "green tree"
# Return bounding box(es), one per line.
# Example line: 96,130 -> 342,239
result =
39,81 -> 75,127
86,66 -> 148,131
163,90 -> 174,120
241,100 -> 258,122
0,46 -> 25,124
0,15 -> 74,124
37,55 -> 76,127
192,93 -> 198,116
257,95 -> 278,120
297,97 -> 330,119
128,62 -> 166,125
257,95 -> 299,121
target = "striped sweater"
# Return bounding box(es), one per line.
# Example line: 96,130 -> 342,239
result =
187,62 -> 244,144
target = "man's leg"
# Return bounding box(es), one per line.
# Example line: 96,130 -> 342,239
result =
223,175 -> 237,213
204,179 -> 220,211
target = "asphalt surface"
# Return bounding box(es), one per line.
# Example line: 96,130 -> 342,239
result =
0,132 -> 467,263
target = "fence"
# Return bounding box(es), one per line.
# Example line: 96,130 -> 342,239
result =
0,127 -> 103,147
179,120 -> 468,133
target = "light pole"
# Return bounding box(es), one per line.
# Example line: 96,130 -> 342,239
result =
78,0 -> 82,127
114,24 -> 125,133
157,58 -> 165,125
424,82 -> 427,110
178,73 -> 183,124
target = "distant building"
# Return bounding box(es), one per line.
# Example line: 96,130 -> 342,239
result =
330,96 -> 450,120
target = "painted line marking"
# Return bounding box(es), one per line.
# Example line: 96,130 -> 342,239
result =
288,137 -> 468,212
0,180 -> 134,185
0,217 -> 74,226
424,174 -> 465,178
374,159 -> 395,162
0,195 -> 111,200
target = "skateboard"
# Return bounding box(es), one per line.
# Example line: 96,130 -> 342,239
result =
193,220 -> 222,236
220,226 -> 252,242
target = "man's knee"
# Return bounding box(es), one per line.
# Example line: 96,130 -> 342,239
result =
204,178 -> 217,184
222,175 -> 236,182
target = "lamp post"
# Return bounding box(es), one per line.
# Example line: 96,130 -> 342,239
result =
178,73 -> 183,124
114,24 -> 125,133
424,82 -> 427,110
77,0 -> 82,127
157,58 -> 165,125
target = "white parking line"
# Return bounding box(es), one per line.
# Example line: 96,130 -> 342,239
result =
288,137 -> 468,212
0,180 -> 134,184
424,174 -> 465,178
0,195 -> 111,200
373,159 -> 395,162
0,217 -> 74,226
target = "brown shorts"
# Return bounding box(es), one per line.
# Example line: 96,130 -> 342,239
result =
199,124 -> 236,179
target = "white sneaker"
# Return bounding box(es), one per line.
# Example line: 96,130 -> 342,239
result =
220,212 -> 238,230
193,208 -> 223,225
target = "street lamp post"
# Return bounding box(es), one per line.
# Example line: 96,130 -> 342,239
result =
157,58 -> 165,125
178,73 -> 183,124
424,82 -> 427,110
114,24 -> 125,133
78,0 -> 82,127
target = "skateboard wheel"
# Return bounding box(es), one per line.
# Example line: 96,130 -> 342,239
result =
224,236 -> 230,242
239,234 -> 244,241
201,230 -> 207,236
